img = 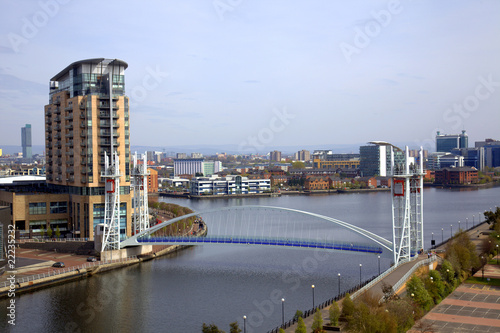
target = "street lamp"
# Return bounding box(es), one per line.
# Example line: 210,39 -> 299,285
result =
311,285 -> 315,309
441,228 -> 444,243
338,273 -> 341,296
458,220 -> 461,230
497,245 -> 499,265
473,215 -> 475,227
481,256 -> 485,280
431,232 -> 434,248
281,298 -> 285,327
430,276 -> 433,283
378,255 -> 381,275
450,224 -> 453,238
243,316 -> 246,333
466,217 -> 468,229
359,264 -> 362,285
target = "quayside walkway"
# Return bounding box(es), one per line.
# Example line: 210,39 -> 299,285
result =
280,253 -> 434,333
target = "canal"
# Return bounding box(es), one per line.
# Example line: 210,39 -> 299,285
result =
1,186 -> 499,332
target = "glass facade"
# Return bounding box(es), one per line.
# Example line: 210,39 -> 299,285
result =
29,202 -> 47,215
50,201 -> 68,214
93,202 -> 127,235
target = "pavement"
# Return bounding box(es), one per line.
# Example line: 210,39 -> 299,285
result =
0,248 -> 97,284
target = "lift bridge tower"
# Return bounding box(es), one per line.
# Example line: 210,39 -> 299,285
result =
370,142 -> 425,266
131,152 -> 150,234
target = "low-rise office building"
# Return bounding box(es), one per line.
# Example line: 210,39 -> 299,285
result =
190,175 -> 271,195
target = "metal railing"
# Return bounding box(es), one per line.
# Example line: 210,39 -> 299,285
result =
0,256 -> 137,289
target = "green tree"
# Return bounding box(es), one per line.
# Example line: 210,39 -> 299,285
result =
55,226 -> 61,239
278,329 -> 285,333
311,308 -> 323,333
293,310 -> 303,321
202,323 -> 224,333
341,293 -> 355,321
386,299 -> 414,333
406,275 -> 433,311
292,161 -> 305,169
40,226 -> 46,238
295,317 -> 307,333
329,300 -> 340,326
229,321 -> 241,333
440,259 -> 457,292
426,270 -> 446,304
47,225 -> 53,238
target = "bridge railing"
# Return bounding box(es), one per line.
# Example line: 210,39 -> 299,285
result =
0,256 -> 138,290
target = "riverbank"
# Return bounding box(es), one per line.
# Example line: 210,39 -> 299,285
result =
0,222 -> 207,299
158,187 -> 391,200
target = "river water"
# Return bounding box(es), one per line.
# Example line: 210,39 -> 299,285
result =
1,186 -> 499,333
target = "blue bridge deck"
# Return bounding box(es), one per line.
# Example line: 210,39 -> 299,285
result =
136,236 -> 383,254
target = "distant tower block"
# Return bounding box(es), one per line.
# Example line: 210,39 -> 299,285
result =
131,152 -> 150,234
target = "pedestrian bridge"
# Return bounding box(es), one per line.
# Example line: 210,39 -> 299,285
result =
121,205 -> 393,256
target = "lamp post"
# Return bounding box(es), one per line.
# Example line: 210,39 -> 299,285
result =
481,256 -> 485,280
359,264 -> 362,285
473,215 -> 475,227
441,228 -> 444,243
466,217 -> 468,229
458,220 -> 461,230
450,224 -> 453,238
243,316 -> 246,333
311,285 -> 315,309
497,245 -> 499,265
431,232 -> 434,248
378,255 -> 381,275
281,298 -> 285,327
338,273 -> 341,296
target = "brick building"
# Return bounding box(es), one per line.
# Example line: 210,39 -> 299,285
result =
434,167 -> 478,185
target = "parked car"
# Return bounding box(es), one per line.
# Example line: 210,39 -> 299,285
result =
87,256 -> 97,262
52,262 -> 65,268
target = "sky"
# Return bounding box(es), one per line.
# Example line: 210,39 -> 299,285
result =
0,0 -> 499,154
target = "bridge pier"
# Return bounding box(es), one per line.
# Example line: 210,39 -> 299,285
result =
101,245 -> 153,261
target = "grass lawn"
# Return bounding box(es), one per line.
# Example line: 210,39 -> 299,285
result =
466,276 -> 500,286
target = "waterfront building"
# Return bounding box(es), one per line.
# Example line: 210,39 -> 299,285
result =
304,176 -> 329,190
21,124 -> 32,162
436,130 -> 468,153
270,150 -> 281,162
451,147 -> 485,170
0,59 -> 133,239
434,167 -> 478,185
359,144 -> 406,177
176,153 -> 187,159
190,175 -> 271,195
475,139 -> 500,168
427,152 -> 464,170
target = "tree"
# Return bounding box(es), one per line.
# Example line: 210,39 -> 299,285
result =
229,321 -> 241,333
55,226 -> 61,239
329,301 -> 340,326
292,161 -> 305,169
406,275 -> 433,311
278,329 -> 285,333
47,225 -> 53,238
293,310 -> 303,321
295,317 -> 307,333
202,323 -> 224,333
386,299 -> 415,332
426,270 -> 445,304
40,226 -> 46,238
381,281 -> 396,302
341,293 -> 355,321
311,308 -> 323,333
439,259 -> 457,292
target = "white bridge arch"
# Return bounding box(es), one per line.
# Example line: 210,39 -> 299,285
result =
121,205 -> 393,255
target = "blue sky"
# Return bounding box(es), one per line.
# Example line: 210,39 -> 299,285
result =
1,0 -> 499,153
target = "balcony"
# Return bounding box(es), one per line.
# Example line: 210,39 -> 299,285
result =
45,110 -> 52,116
80,123 -> 85,128
54,98 -> 61,105
81,168 -> 87,174
67,167 -> 74,174
81,178 -> 87,184
56,167 -> 62,173
56,150 -> 62,157
99,131 -> 119,137
54,116 -> 61,123
81,160 -> 86,165
65,124 -> 73,129
98,111 -> 119,119
55,142 -> 62,148
56,158 -> 62,165
55,176 -> 62,182
54,107 -> 61,114
80,113 -> 85,119
68,176 -> 75,182
65,132 -> 73,138
79,102 -> 86,110
65,150 -> 74,157
65,115 -> 73,121
80,132 -> 86,138
66,159 -> 74,165
54,125 -> 61,131
46,126 -> 52,132
99,121 -> 119,128
65,106 -> 73,111
81,151 -> 86,156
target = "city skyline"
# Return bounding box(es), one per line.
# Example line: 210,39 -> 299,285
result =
1,0 -> 499,152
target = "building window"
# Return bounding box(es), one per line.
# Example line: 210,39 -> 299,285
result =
29,202 -> 47,215
50,201 -> 68,214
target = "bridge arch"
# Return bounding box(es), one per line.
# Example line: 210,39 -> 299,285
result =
121,206 -> 392,253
